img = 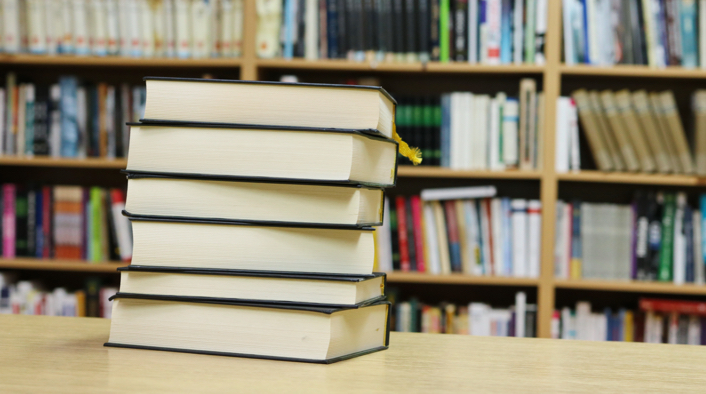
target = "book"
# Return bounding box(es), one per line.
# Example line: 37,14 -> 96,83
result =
106,295 -> 390,363
125,123 -> 397,186
124,173 -> 385,227
128,215 -> 376,275
118,266 -> 386,307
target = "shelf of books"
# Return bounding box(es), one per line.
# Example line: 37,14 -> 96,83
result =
0,258 -> 127,273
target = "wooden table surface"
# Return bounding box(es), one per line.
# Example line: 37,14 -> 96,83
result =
3,315 -> 706,393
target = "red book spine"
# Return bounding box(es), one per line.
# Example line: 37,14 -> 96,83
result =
396,196 -> 410,272
640,298 -> 706,316
410,196 -> 425,273
42,186 -> 51,258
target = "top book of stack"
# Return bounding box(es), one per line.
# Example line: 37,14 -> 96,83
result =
127,78 -> 399,187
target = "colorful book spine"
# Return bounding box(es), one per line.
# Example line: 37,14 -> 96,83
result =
680,0 -> 698,68
440,0 -> 450,62
396,196 -> 411,272
570,200 -> 582,279
410,196 -> 426,273
659,193 -> 676,281
3,184 -> 16,258
444,200 -> 462,272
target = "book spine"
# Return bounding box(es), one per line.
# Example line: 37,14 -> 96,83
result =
443,200 -> 462,272
410,196 -> 426,272
454,0 -> 468,61
640,298 -> 706,315
512,0 -> 523,64
42,186 -> 51,258
485,0 -> 500,64
430,0 -> 441,61
680,0 -> 697,67
524,0 -> 536,63
3,185 -> 16,258
659,193 -> 676,281
440,0 -> 450,61
396,196 -> 411,271
686,203 -> 695,283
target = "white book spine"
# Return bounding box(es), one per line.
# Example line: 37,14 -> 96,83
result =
191,0 -> 210,58
527,200 -> 541,278
486,0 -> 501,64
59,0 -> 74,53
128,0 -> 143,57
304,0 -> 318,59
49,85 -> 61,158
420,185 -> 497,202
219,0 -> 234,56
586,0 -> 598,64
450,93 -> 463,169
688,315 -> 701,345
376,198 -> 393,272
512,0 -> 524,64
491,198 -> 504,276
106,86 -> 116,159
695,209 -> 704,284
164,0 -> 176,57
104,0 -> 119,55
232,0 -> 243,56
423,202 -> 441,274
554,201 -> 566,278
480,200 -> 493,275
502,98 -> 519,167
575,301 -> 591,341
562,0 -> 574,65
76,87 -> 87,158
175,0 -> 191,57
534,0 -> 547,65
117,0 -> 130,56
560,307 -> 573,339
515,292 -> 526,337
112,200 -> 133,261
140,0 -> 155,57
555,97 -> 570,173
464,200 -> 482,275
489,97 -> 501,169
673,193 -> 687,285
90,0 -> 108,56
474,95 -> 489,169
568,98 -> 580,171
19,0 -> 28,52
511,199 -> 528,277
209,0 -> 220,57
469,303 -> 491,336
27,0 -> 47,54
152,0 -> 166,56
72,0 -> 90,55
468,0 -> 478,63
4,0 -> 21,53
44,0 -> 58,54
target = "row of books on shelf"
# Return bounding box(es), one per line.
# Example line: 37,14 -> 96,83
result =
1,0 -> 244,59
555,191 -> 706,284
435,78 -> 543,170
556,89 -> 702,175
0,74 -> 145,158
1,184 -> 133,262
0,273 -> 116,318
260,0 -> 548,65
392,291 -> 536,336
562,0 -> 703,67
554,298 -> 706,345
375,186 -> 542,277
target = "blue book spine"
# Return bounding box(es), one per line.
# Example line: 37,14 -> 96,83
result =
500,0 -> 512,64
24,91 -> 34,156
580,0 -> 590,64
440,94 -> 451,167
327,0 -> 338,58
680,0 -> 698,68
685,204 -> 695,282
35,189 -> 42,258
283,0 -> 296,59
502,198 -> 512,275
475,200 -> 486,274
604,308 -> 612,341
59,77 -> 78,158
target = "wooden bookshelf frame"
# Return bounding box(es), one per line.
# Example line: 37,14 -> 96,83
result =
3,1 -> 706,338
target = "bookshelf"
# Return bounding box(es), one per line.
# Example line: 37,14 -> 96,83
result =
4,1 -> 706,339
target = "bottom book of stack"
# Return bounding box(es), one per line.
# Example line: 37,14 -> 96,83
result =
105,267 -> 390,364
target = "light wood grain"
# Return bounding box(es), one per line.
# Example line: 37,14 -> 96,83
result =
257,58 -> 545,73
560,63 -> 706,78
0,54 -> 243,68
0,258 -> 127,273
386,272 -> 539,286
3,315 -> 706,393
396,166 -> 542,179
557,170 -> 706,186
555,279 -> 706,296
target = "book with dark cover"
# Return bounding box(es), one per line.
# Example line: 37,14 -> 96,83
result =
327,0 -> 339,58
15,187 -> 28,257
348,0 -> 364,59
411,99 -> 424,167
393,0 -> 405,56
390,201 -> 401,270
453,0 -> 467,61
375,0 -> 388,56
422,98 -> 435,166
620,0 -> 634,64
85,277 -> 101,317
634,191 -> 651,280
34,187 -> 42,257
117,266 -> 387,308
630,0 -> 646,64
41,186 -> 51,258
105,294 -> 391,364
646,192 -> 663,280
396,196 -> 411,271
418,0 -> 430,61
295,0 -> 307,57
430,0 -> 440,60
444,200 -> 462,272
336,0 -> 347,58
88,84 -> 100,157
447,0 -> 455,59
106,191 -> 121,261
659,193 -> 676,281
664,0 -> 681,66
433,98 -> 442,166
685,203 -> 694,283
26,189 -> 35,259
33,87 -> 49,155
363,0 -> 375,55
405,0 -> 417,58
656,0 -> 670,66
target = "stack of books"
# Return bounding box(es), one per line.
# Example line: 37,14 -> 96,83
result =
105,77 -> 410,363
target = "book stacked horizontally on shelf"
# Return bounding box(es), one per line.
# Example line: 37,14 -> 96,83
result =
1,0 -> 244,59
554,298 -> 706,346
1,184 -> 132,263
0,273 -> 117,318
556,89 -> 695,174
393,291 -> 537,337
106,77 -> 410,363
554,191 -> 706,284
376,186 -> 542,277
0,73 -> 146,159
258,0 -> 548,64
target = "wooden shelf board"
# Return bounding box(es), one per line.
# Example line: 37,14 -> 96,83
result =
557,170 -> 706,186
0,54 -> 242,68
0,156 -> 127,169
0,258 -> 127,273
397,166 -> 542,179
386,272 -> 539,286
257,58 -> 544,73
555,279 -> 706,295
560,64 -> 706,78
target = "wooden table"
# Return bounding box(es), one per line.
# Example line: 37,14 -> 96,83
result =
3,315 -> 706,393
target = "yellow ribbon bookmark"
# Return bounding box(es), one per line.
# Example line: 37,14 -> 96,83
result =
393,124 -> 422,165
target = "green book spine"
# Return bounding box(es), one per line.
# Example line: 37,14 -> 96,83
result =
659,193 -> 676,281
440,0 -> 450,62
411,102 -> 424,164
433,103 -> 442,166
422,102 -> 434,166
524,0 -> 536,64
90,187 -> 103,262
